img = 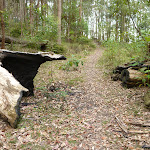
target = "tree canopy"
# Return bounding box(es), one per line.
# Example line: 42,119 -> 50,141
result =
0,0 -> 149,47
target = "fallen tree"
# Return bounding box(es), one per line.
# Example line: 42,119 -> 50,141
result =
0,66 -> 28,128
0,49 -> 66,96
112,61 -> 150,88
0,35 -> 48,50
0,49 -> 66,127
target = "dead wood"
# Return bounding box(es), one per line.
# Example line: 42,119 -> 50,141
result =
112,61 -> 150,87
120,68 -> 148,87
0,35 -> 48,50
114,115 -> 128,134
0,49 -> 66,96
128,130 -> 150,134
125,121 -> 150,127
0,66 -> 28,128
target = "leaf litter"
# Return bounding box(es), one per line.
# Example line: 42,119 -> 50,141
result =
0,46 -> 149,149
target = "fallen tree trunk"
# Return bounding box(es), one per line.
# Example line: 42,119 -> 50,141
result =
0,66 -> 28,128
0,35 -> 48,50
120,68 -> 148,87
0,49 -> 66,96
112,61 -> 150,87
0,35 -> 26,44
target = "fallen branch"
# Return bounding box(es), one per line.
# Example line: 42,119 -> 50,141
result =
125,121 -> 150,127
129,130 -> 150,134
114,115 -> 128,134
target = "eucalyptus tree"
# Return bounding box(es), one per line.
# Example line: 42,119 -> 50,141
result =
57,0 -> 61,44
0,0 -> 5,48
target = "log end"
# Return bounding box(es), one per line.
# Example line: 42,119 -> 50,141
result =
0,66 -> 28,128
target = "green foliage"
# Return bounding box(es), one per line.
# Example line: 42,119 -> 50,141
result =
10,23 -> 21,38
99,40 -> 149,70
140,68 -> 150,87
59,55 -> 83,71
48,43 -> 66,54
77,36 -> 91,44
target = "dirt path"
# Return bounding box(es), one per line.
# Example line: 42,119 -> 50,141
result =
0,46 -> 149,149
69,46 -> 149,149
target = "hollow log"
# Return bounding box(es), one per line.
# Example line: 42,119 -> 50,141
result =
0,49 -> 66,96
121,68 -> 149,87
0,66 -> 28,128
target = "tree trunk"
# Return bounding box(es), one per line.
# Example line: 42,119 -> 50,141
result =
30,0 -> 34,36
20,0 -> 24,37
79,0 -> 82,21
121,68 -> 149,87
41,0 -> 45,29
53,0 -> 57,17
35,0 -> 40,32
0,0 -> 5,49
120,9 -> 125,42
57,0 -> 61,44
0,66 -> 28,128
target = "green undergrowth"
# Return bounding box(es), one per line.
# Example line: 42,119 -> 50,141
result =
99,40 -> 149,71
5,40 -> 96,56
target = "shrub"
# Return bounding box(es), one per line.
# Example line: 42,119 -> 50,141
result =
48,43 -> 66,54
59,55 -> 83,71
99,40 -> 149,70
77,36 -> 91,44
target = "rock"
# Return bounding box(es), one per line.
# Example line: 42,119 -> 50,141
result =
144,91 -> 150,109
0,66 -> 28,128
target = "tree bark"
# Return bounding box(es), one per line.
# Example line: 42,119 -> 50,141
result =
30,0 -> 34,36
35,0 -> 40,32
0,66 -> 28,128
57,0 -> 61,44
121,68 -> 149,87
0,0 -> 5,49
20,0 -> 24,37
79,0 -> 82,21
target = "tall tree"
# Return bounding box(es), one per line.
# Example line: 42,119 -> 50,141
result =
57,0 -> 61,44
0,0 -> 5,49
20,0 -> 24,37
30,0 -> 34,35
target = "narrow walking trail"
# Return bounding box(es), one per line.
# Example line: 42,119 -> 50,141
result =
0,46 -> 149,149
70,46 -> 149,149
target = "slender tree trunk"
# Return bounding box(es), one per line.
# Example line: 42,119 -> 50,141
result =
0,0 -> 5,49
20,0 -> 24,37
98,16 -> 101,41
41,0 -> 45,29
35,0 -> 40,32
120,9 -> 125,42
79,0 -> 82,21
115,13 -> 119,41
57,0 -> 61,44
30,0 -> 34,36
24,0 -> 28,30
54,0 -> 57,17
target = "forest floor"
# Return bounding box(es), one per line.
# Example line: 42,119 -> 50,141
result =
0,46 -> 150,150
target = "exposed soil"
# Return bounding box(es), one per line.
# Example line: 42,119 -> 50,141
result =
0,46 -> 149,149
